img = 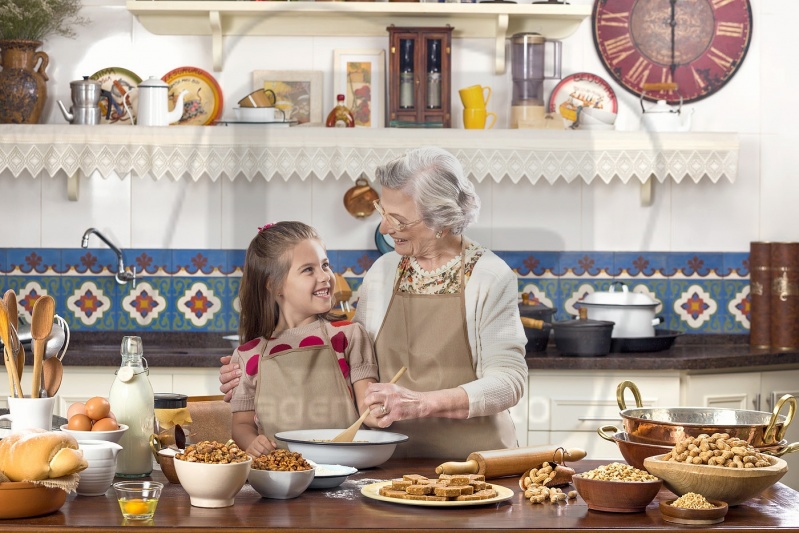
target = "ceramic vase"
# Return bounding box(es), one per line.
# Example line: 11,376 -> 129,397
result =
0,39 -> 50,124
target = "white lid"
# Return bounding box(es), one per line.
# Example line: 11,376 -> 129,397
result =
581,283 -> 658,307
138,76 -> 168,89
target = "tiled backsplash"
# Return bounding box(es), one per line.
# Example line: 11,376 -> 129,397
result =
0,248 -> 750,335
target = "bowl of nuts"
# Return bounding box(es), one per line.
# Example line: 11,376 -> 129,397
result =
571,462 -> 662,513
659,494 -> 729,525
643,433 -> 789,506
247,449 -> 315,499
174,440 -> 252,508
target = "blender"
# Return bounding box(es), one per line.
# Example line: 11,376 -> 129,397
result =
510,33 -> 561,129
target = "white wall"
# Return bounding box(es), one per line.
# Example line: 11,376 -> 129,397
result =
2,0 -> 797,252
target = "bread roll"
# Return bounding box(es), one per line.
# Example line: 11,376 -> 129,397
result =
0,428 -> 88,481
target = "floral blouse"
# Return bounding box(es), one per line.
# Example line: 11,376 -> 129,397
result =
396,242 -> 484,294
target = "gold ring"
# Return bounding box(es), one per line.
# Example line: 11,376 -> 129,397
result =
380,404 -> 387,415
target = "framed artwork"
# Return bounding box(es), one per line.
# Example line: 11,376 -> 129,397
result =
333,49 -> 386,128
252,70 -> 323,125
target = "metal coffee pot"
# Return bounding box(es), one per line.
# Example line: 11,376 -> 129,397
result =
58,76 -> 102,125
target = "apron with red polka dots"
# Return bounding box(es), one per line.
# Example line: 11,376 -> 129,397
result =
255,319 -> 360,443
374,246 -> 518,458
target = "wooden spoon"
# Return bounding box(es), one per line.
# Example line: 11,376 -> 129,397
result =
30,295 -> 55,398
3,290 -> 23,381
0,300 -> 22,398
331,366 -> 407,443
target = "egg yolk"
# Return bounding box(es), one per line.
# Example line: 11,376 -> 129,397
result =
124,499 -> 149,515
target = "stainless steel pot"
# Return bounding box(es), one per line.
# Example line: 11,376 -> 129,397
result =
580,282 -> 660,338
616,380 -> 798,453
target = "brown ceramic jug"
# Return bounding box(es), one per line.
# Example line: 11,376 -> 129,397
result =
0,40 -> 50,124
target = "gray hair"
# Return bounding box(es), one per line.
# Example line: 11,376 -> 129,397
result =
376,146 -> 480,235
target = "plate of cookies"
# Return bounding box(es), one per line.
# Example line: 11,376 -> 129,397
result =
361,473 -> 514,507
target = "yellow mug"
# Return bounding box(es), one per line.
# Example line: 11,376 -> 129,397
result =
459,85 -> 492,109
463,108 -> 497,129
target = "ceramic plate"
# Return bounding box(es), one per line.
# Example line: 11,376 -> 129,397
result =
162,67 -> 224,126
309,464 -> 358,489
90,67 -> 141,125
548,72 -> 617,129
361,481 -> 514,507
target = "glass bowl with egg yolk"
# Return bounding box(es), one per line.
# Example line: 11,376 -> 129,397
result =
113,481 -> 163,520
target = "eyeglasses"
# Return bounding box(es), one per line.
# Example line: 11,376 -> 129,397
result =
373,200 -> 423,232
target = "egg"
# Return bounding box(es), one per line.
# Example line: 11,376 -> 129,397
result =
85,396 -> 111,421
67,402 -> 86,420
91,417 -> 119,432
67,413 -> 93,431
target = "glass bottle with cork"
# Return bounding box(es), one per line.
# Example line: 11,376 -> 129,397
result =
326,94 -> 355,128
109,336 -> 154,478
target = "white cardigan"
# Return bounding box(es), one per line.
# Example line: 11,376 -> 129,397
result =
354,248 -> 528,418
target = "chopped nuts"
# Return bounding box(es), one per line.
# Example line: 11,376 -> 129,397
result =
671,492 -> 717,510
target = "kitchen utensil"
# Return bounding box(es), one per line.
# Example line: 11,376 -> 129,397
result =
0,299 -> 22,398
161,66 -> 224,126
0,482 -> 67,519
551,308 -> 614,357
518,298 -> 555,353
609,329 -> 681,353
60,423 -> 130,444
247,463 -> 315,499
136,76 -> 187,126
275,429 -> 407,469
659,498 -> 728,525
308,464 -> 357,489
360,481 -> 515,508
458,85 -> 492,109
463,108 -> 496,129
332,366 -> 407,442
2,291 -> 23,387
579,282 -> 661,338
238,88 -> 276,108
43,315 -> 69,397
57,76 -> 102,125
76,440 -> 123,496
30,295 -> 55,398
234,106 -> 285,123
0,396 -> 55,431
173,457 -> 251,508
640,84 -> 693,132
435,445 -> 587,479
113,480 -> 163,519
571,471 -> 662,513
343,177 -> 379,219
644,454 -> 788,506
617,381 -> 798,449
596,425 -> 672,471
510,32 -> 561,129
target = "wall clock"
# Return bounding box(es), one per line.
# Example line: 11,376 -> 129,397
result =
592,0 -> 753,104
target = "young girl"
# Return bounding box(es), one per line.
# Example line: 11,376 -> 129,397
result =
229,221 -> 379,457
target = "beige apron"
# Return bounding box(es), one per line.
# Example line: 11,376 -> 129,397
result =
374,247 -> 518,458
255,319 -> 359,443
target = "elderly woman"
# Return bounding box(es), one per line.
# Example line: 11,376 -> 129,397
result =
220,146 -> 528,458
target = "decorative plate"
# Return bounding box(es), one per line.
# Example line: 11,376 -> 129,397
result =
161,67 -> 224,126
361,481 -> 514,507
90,67 -> 141,125
548,72 -> 617,128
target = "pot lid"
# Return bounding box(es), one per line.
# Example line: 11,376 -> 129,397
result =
70,76 -> 100,88
553,317 -> 615,329
138,76 -> 169,89
581,283 -> 658,307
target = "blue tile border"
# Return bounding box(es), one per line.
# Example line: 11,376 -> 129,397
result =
0,248 -> 752,335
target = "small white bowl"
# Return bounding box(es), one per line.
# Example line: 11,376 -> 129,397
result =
233,106 -> 285,123
173,457 -> 252,508
60,424 -> 128,444
309,464 -> 358,489
247,464 -> 315,499
275,429 -> 408,469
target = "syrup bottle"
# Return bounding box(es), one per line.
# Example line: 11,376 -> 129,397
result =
326,94 -> 355,128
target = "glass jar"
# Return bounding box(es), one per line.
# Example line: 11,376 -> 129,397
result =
154,393 -> 193,449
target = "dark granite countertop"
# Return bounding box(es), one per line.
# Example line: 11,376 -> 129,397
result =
33,332 -> 799,374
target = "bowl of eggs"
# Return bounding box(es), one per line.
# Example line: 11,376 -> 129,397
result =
61,397 -> 127,443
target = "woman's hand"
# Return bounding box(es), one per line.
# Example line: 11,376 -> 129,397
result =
245,435 -> 277,458
219,355 -> 242,402
365,382 -> 470,427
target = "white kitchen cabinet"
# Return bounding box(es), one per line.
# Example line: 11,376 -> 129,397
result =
526,370 -> 681,461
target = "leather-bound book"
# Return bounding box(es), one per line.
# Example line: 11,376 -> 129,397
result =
749,242 -> 771,349
770,242 -> 799,351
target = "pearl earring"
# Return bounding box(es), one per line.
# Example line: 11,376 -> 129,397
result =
435,231 -> 443,239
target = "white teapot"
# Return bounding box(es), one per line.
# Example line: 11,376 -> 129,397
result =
136,76 -> 187,126
640,97 -> 693,132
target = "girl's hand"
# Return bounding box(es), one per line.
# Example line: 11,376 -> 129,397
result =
219,355 -> 242,402
245,435 -> 277,458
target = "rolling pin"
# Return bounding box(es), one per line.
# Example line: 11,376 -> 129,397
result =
435,446 -> 587,479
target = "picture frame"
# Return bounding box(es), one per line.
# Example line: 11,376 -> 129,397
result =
252,70 -> 323,125
333,49 -> 386,128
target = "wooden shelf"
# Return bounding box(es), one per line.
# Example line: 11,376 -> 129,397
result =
126,1 -> 591,72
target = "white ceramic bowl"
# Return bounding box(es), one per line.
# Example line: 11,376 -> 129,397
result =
234,106 -> 284,123
173,457 -> 252,508
60,424 -> 128,444
223,334 -> 238,349
309,464 -> 358,489
76,440 -> 123,496
248,464 -> 315,499
275,429 -> 408,469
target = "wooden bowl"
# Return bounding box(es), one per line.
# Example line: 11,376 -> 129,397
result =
571,473 -> 662,513
659,499 -> 728,525
0,482 -> 67,519
643,454 -> 788,506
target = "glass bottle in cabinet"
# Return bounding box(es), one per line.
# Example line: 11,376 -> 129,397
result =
388,26 -> 452,128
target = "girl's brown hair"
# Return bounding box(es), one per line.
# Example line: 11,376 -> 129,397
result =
237,221 -> 328,343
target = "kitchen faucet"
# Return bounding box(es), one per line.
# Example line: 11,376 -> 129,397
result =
81,228 -> 137,287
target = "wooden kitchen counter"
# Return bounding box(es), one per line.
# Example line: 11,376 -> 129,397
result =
4,459 -> 798,532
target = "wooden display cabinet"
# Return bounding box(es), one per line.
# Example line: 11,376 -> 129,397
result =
387,26 -> 452,128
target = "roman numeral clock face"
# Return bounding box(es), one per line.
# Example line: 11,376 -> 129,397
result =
592,0 -> 753,103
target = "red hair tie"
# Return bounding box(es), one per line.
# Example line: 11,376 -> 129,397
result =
258,222 -> 277,232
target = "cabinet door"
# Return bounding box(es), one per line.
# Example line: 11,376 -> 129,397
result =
760,370 -> 799,490
682,372 -> 761,410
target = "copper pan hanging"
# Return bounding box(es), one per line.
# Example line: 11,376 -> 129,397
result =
343,177 -> 379,219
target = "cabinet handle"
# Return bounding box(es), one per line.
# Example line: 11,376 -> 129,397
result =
577,417 -> 623,422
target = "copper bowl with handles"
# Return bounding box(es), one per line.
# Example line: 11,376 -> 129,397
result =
616,381 -> 798,453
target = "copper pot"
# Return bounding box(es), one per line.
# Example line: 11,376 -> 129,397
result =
343,177 -> 379,219
616,381 -> 798,452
